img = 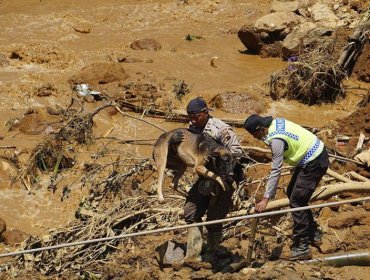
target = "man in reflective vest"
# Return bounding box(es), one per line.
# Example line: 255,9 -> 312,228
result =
243,114 -> 329,260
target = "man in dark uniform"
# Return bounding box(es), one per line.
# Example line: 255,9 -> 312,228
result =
173,97 -> 243,266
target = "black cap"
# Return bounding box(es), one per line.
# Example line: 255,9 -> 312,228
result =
186,97 -> 210,114
243,114 -> 273,132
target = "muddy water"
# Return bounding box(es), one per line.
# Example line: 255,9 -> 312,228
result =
0,187 -> 82,236
0,0 -> 365,236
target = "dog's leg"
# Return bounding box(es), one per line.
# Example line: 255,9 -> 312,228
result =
193,165 -> 227,191
153,143 -> 169,202
172,168 -> 187,196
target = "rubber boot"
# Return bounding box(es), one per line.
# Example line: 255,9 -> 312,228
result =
206,231 -> 222,254
203,231 -> 229,263
310,227 -> 323,246
290,236 -> 312,260
172,226 -> 203,270
186,226 -> 203,260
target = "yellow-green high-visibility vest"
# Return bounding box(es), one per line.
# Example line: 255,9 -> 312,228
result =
264,119 -> 324,166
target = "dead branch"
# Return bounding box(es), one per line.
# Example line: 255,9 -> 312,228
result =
112,102 -> 166,132
230,181 -> 370,216
348,171 -> 369,182
326,168 -> 352,183
270,48 -> 346,105
267,181 -> 370,212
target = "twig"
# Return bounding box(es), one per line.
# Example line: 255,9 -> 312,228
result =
0,146 -> 16,149
330,228 -> 342,242
112,102 -> 166,132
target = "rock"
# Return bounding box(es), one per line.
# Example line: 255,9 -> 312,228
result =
64,15 -> 91,33
191,270 -> 214,279
303,27 -> 333,49
156,240 -> 185,267
210,92 -> 266,114
117,57 -> 143,63
271,0 -> 299,13
319,235 -> 338,254
310,3 -> 339,28
238,25 -> 264,52
0,54 -> 10,67
240,267 -> 257,277
36,83 -> 55,97
69,62 -> 129,86
343,225 -> 370,250
46,105 -> 65,115
254,12 -> 301,33
1,229 -> 30,245
0,218 -> 6,235
319,207 -> 335,221
328,209 -> 368,229
130,38 -> 161,51
364,201 -> 370,211
282,22 -> 317,58
18,113 -> 52,135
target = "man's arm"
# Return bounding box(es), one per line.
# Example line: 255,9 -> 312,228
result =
255,138 -> 284,212
219,126 -> 243,159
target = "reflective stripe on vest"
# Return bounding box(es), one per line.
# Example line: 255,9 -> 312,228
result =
298,137 -> 321,166
265,119 -> 323,166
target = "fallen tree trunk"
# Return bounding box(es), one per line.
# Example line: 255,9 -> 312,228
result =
231,181 -> 370,215
266,181 -> 370,211
326,168 -> 352,183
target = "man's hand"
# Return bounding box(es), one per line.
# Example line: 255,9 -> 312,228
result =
255,197 -> 269,212
169,130 -> 185,145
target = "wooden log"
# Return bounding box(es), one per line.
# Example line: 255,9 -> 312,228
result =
348,171 -> 369,182
231,181 -> 370,215
326,168 -> 352,183
350,132 -> 366,158
266,181 -> 370,211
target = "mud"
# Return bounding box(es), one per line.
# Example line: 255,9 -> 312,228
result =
0,0 -> 369,279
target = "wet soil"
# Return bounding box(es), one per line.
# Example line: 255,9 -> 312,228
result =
0,0 -> 369,279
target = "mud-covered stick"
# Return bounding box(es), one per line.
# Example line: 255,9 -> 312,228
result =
246,217 -> 258,265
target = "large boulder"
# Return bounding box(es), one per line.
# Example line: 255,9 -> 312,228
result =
303,27 -> 333,49
271,0 -> 299,13
282,22 -> 317,58
69,62 -> 129,87
156,240 -> 185,268
1,229 -> 30,245
310,3 -> 339,28
254,12 -> 301,33
238,25 -> 264,52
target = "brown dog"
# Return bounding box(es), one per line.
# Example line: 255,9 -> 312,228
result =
153,128 -> 234,202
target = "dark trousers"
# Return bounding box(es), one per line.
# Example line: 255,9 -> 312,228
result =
184,178 -> 233,233
287,149 -> 329,238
